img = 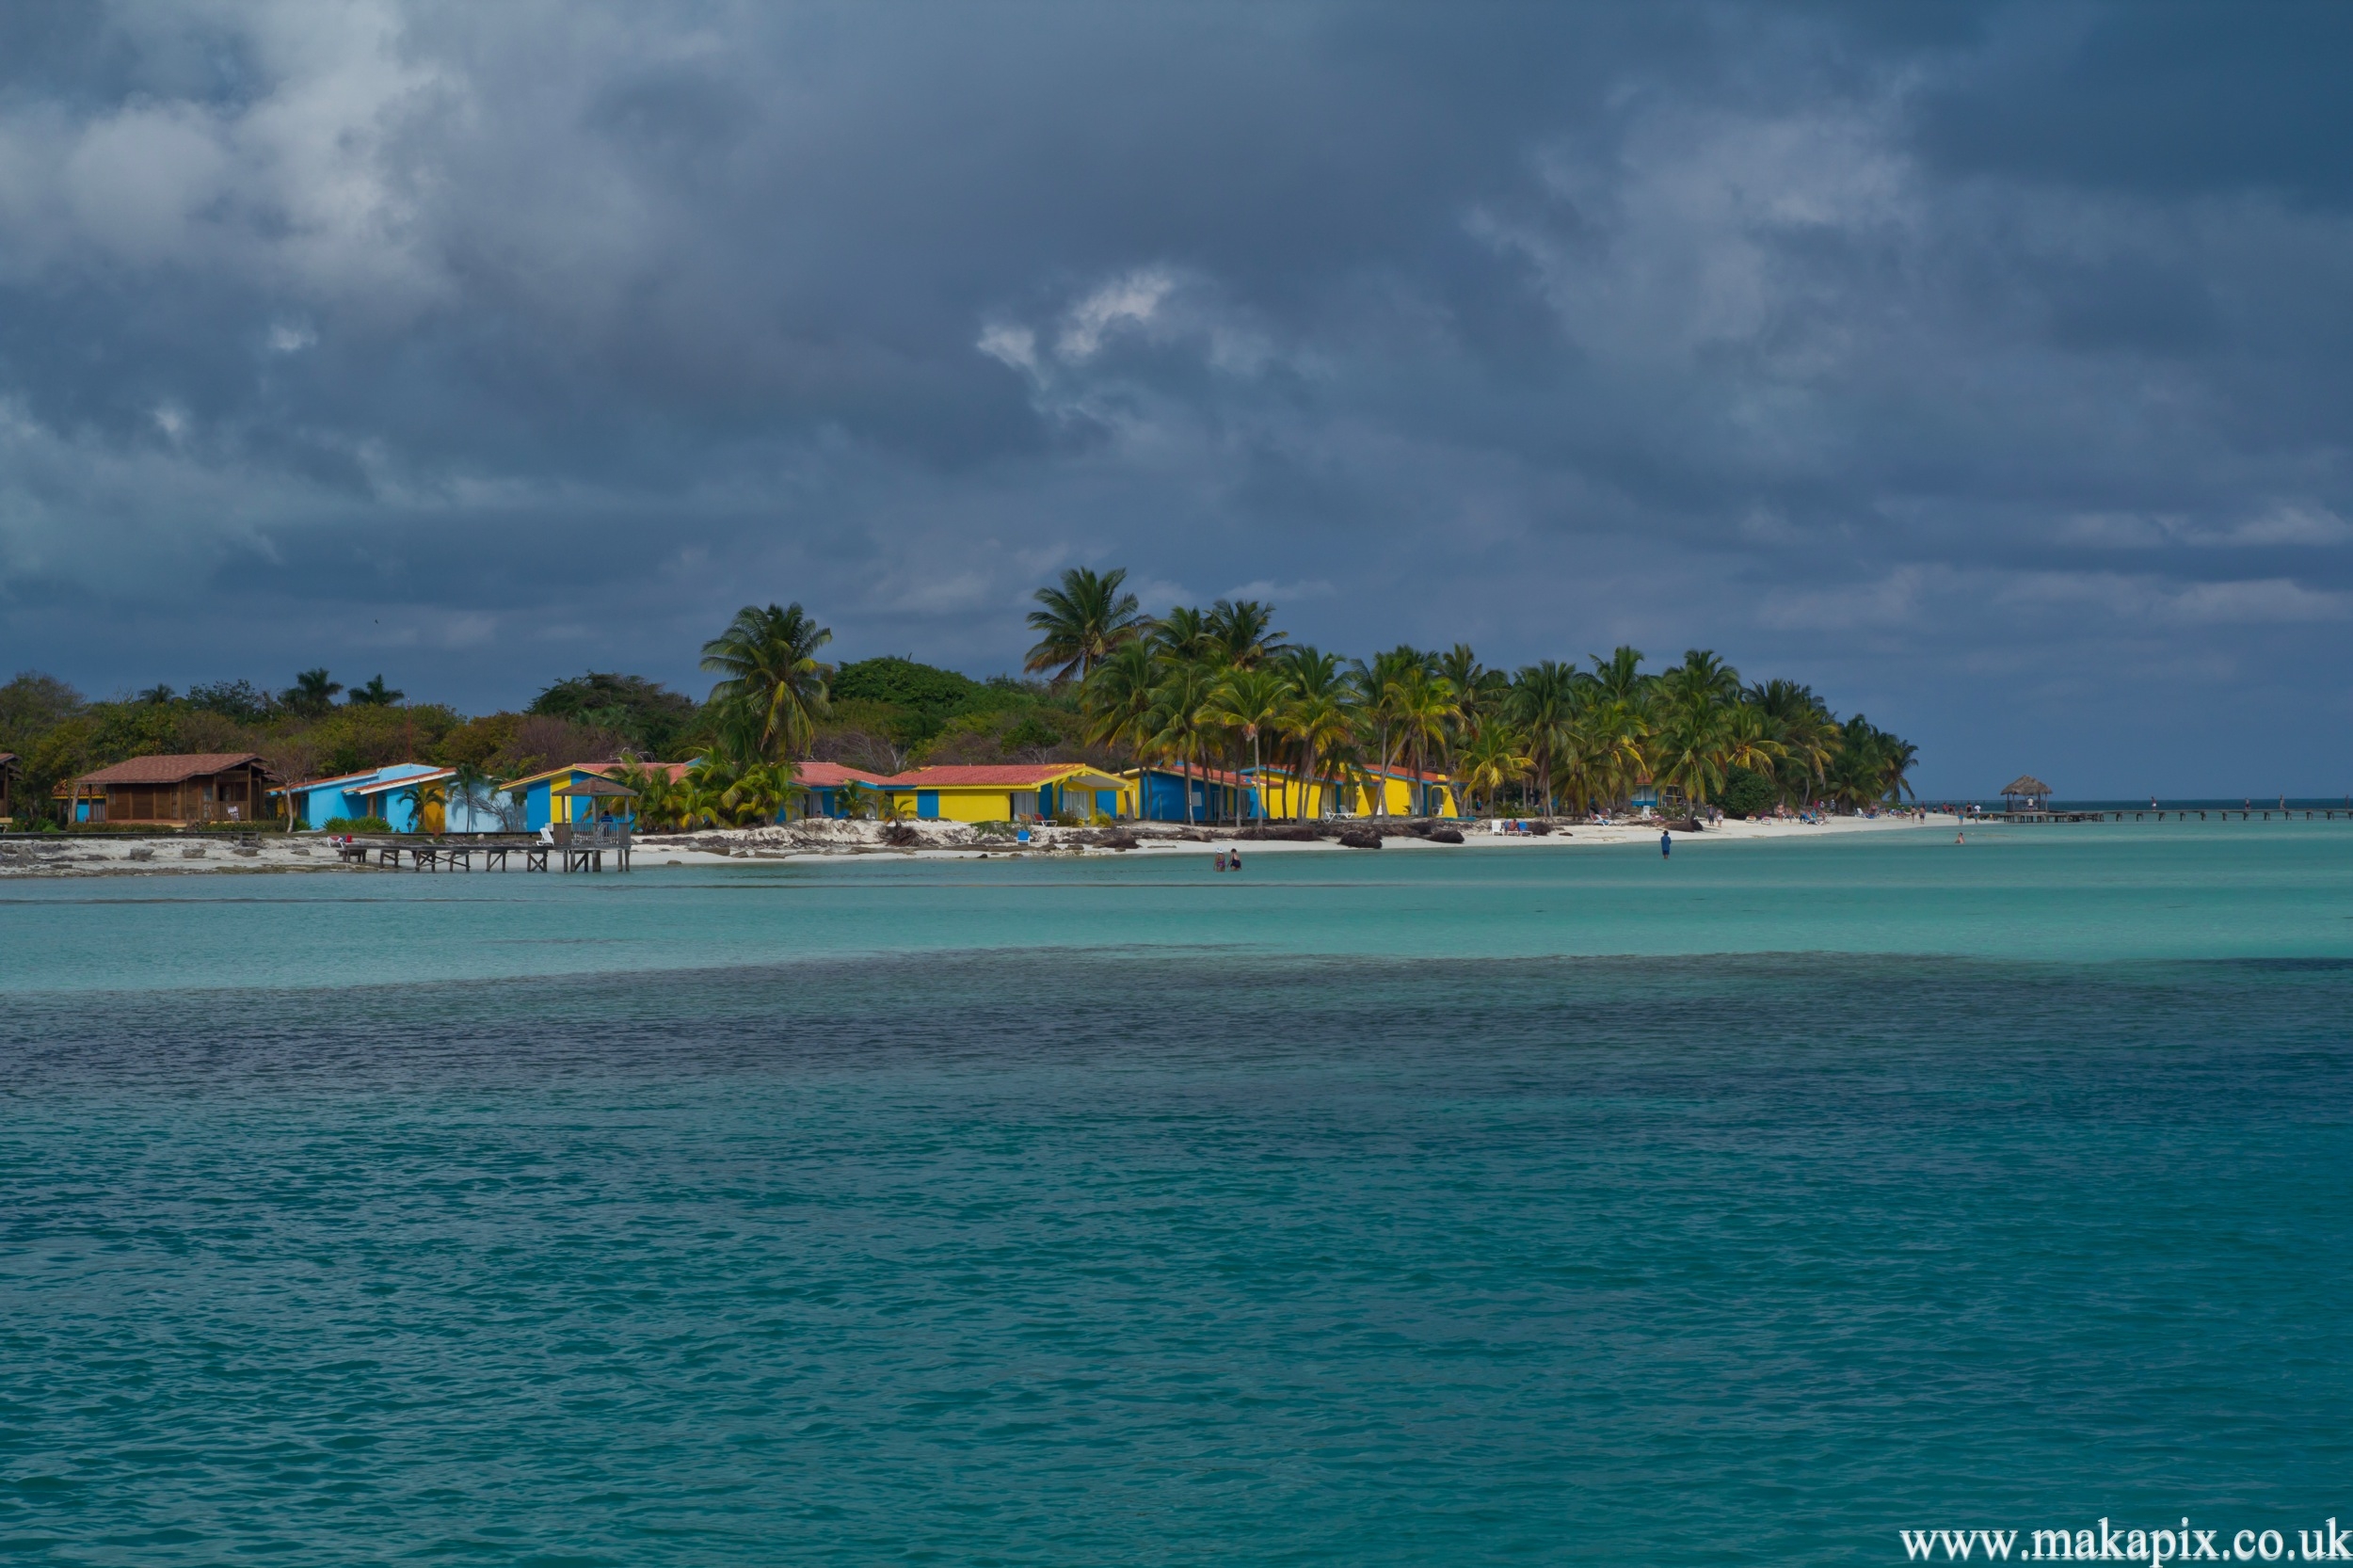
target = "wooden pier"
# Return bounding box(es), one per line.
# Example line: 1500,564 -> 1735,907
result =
335,829 -> 631,872
1977,808 -> 2352,824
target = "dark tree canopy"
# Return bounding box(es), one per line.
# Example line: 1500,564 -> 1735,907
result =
829,658 -> 988,718
529,672 -> 699,756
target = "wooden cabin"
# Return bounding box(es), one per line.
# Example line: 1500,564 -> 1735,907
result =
65,753 -> 277,825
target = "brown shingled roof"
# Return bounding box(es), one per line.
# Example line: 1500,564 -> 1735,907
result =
75,753 -> 269,786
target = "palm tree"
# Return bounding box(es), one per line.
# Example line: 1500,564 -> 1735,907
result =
1350,646 -> 1422,817
1278,648 -> 1355,823
1720,705 -> 1785,778
1080,642 -> 1161,776
1748,679 -> 1838,806
723,760 -> 800,825
1438,645 -> 1508,728
1823,728 -> 1880,813
1878,732 -> 1920,804
601,758 -> 682,832
1653,698 -> 1734,809
1455,722 -> 1533,817
393,776 -> 445,834
1566,696 -> 1651,816
1647,650 -> 1740,811
1827,715 -> 1917,809
1025,567 -> 1148,684
1150,604 -> 1214,663
1145,661 -> 1221,825
1386,665 -> 1460,817
681,755 -> 739,828
1204,599 -> 1287,671
1657,648 -> 1740,709
700,602 -> 833,761
283,668 -> 343,715
1510,661 -> 1581,817
1204,667 -> 1291,825
347,674 -> 404,707
448,761 -> 501,832
1589,646 -> 1648,704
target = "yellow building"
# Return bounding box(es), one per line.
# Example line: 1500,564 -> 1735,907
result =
503,760 -> 682,831
883,763 -> 1128,823
1117,764 -> 1459,822
1249,766 -> 1460,820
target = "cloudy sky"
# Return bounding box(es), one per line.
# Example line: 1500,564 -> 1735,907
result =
1,1 -> 2347,794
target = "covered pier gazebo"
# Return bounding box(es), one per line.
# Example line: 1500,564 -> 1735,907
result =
2000,775 -> 2053,814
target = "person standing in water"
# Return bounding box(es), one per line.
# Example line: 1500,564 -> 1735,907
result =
1660,830 -> 1673,858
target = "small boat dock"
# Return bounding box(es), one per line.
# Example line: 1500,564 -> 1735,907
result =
333,828 -> 632,872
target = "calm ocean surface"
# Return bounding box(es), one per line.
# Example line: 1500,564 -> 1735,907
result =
4,824 -> 2349,1563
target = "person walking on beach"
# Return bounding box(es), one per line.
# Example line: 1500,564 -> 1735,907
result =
1659,830 -> 1672,858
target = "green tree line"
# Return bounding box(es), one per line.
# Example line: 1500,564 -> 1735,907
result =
1023,568 -> 1917,823
0,572 -> 1914,829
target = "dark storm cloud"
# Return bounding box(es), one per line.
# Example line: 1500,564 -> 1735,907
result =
0,0 -> 2347,792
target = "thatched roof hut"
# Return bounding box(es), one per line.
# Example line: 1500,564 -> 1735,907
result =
2001,775 -> 2052,810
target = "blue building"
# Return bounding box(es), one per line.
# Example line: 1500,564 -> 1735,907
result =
796,762 -> 897,818
349,767 -> 463,833
502,761 -> 674,832
1120,766 -> 1256,824
276,762 -> 444,830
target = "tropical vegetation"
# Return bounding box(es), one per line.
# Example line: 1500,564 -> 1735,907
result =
0,568 -> 1917,829
1030,567 -> 1919,824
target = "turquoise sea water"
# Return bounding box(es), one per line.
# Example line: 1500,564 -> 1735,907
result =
4,824 -> 2350,1563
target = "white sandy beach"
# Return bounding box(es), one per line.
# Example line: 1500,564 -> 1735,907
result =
0,810 -> 1957,875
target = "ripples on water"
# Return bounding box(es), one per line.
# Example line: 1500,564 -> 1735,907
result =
4,950 -> 2350,1563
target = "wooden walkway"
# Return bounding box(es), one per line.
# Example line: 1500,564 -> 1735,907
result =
1979,809 -> 2353,824
335,834 -> 631,872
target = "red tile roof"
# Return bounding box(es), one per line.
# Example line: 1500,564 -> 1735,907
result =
76,753 -> 268,786
888,764 -> 1115,788
795,762 -> 895,787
